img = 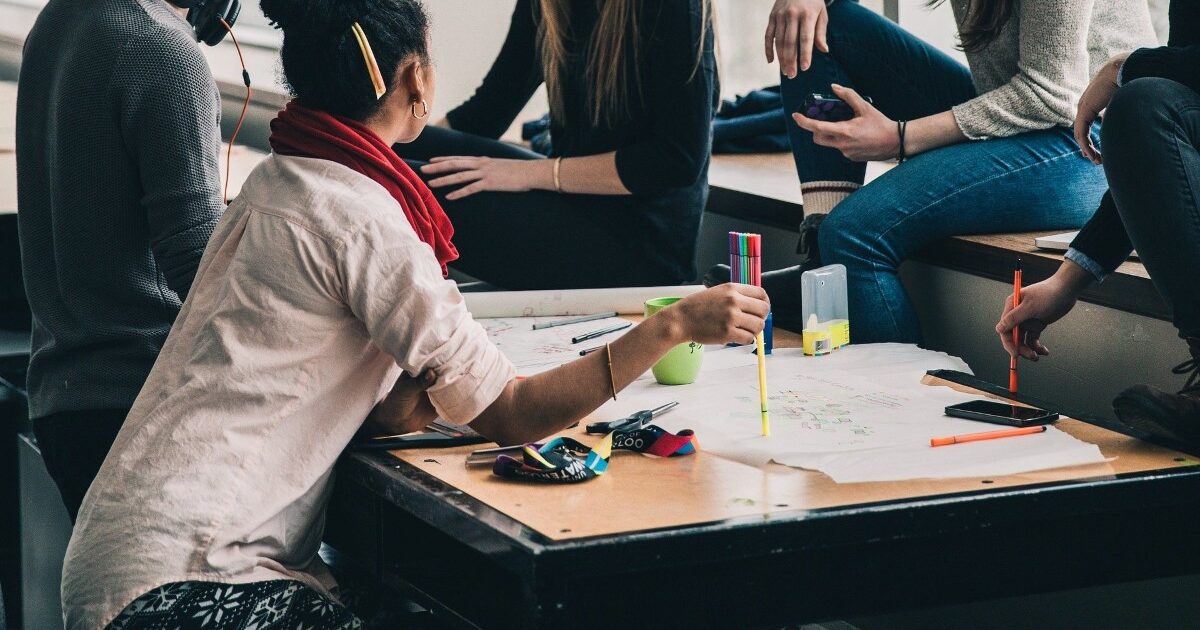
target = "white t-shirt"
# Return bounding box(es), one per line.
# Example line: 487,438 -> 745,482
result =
61,154 -> 515,628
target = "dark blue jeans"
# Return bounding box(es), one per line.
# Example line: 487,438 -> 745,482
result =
781,0 -> 1108,343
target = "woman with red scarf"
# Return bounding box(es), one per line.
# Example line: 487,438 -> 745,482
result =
59,1 -> 767,627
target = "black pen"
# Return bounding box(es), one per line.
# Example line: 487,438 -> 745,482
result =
571,321 -> 632,344
579,345 -> 604,356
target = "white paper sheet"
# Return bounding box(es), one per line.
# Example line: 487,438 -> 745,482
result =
464,286 -> 704,318
576,345 -> 1105,482
481,315 -> 748,378
776,428 -> 1108,483
480,316 -> 633,375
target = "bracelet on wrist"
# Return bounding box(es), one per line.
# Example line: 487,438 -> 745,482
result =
897,119 -> 908,163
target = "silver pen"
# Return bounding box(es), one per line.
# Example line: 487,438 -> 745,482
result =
532,311 -> 619,330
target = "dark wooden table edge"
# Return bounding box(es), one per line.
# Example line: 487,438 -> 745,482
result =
329,369 -> 1200,626
333,371 -> 1200,570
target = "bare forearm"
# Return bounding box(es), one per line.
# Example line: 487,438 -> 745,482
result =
560,152 -> 630,195
524,152 -> 631,196
471,312 -> 683,445
903,110 -> 967,157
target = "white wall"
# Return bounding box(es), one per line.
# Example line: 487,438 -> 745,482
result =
423,1 -> 542,122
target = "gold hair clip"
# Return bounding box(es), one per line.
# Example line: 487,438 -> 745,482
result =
349,21 -> 387,99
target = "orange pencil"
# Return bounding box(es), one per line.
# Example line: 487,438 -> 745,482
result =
1009,260 -> 1023,393
931,425 -> 1046,447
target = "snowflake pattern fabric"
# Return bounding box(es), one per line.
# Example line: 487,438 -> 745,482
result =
108,580 -> 363,629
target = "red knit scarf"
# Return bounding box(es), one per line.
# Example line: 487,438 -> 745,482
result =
269,100 -> 458,275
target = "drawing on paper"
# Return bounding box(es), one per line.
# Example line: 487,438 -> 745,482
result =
732,390 -> 872,438
480,316 -> 632,374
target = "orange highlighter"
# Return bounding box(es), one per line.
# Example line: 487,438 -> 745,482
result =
931,425 -> 1047,447
1009,260 -> 1023,393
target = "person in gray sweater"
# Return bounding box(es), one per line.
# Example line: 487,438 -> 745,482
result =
712,0 -> 1157,343
16,0 -> 230,521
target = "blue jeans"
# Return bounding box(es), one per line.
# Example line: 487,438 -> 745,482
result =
780,0 -> 1108,343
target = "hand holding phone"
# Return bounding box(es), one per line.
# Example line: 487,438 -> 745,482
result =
799,93 -> 873,123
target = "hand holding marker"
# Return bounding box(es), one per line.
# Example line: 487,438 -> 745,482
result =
730,232 -> 770,437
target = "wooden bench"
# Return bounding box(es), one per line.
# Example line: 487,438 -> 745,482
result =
705,152 -> 1166,321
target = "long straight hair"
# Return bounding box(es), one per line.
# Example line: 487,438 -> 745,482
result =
538,0 -> 715,128
931,0 -> 1017,53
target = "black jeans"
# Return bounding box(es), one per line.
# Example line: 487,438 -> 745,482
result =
31,408 -> 127,522
1103,78 -> 1200,339
397,126 -> 685,290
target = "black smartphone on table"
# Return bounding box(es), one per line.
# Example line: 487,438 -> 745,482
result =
799,93 -> 873,123
945,400 -> 1059,428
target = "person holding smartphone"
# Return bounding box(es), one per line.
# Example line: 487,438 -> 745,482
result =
997,0 -> 1200,446
709,0 -> 1157,341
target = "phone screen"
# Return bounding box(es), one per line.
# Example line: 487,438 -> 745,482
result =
952,400 -> 1050,421
801,96 -> 854,123
944,400 -> 1060,429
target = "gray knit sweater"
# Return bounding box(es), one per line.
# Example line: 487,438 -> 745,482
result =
16,0 -> 223,419
949,0 -> 1158,139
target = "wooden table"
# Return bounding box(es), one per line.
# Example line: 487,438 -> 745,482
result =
326,331 -> 1200,628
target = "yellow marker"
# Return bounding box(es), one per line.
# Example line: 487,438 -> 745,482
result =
755,331 -> 770,436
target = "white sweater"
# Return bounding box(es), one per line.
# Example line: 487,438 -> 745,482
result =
948,0 -> 1157,139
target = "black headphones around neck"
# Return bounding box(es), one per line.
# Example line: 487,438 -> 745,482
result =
167,0 -> 242,47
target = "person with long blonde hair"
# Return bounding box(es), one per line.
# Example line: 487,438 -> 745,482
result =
396,0 -> 718,289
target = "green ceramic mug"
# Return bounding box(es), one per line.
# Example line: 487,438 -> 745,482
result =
645,297 -> 704,385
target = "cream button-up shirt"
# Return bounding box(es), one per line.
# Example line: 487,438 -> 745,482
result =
62,154 -> 515,629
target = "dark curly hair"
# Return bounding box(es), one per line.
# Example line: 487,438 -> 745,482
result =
260,0 -> 431,120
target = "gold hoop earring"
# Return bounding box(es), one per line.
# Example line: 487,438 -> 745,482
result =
411,99 -> 429,119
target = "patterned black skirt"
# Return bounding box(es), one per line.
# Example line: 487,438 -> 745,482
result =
107,580 -> 363,629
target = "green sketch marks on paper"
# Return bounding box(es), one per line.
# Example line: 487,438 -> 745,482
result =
732,391 -> 874,437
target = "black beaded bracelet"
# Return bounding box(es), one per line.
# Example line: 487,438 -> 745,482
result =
897,119 -> 908,163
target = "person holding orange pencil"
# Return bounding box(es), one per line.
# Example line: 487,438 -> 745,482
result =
996,0 -> 1200,448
